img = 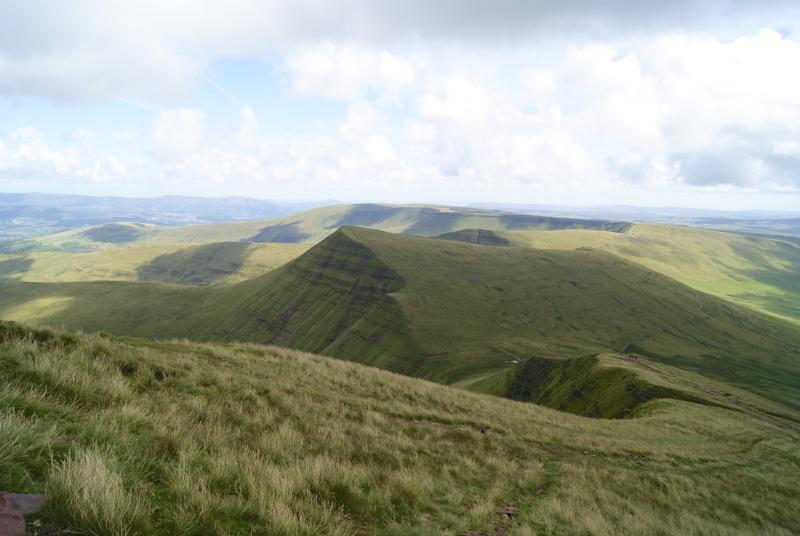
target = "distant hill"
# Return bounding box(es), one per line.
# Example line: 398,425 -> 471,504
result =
435,228 -> 510,246
473,202 -> 800,237
0,204 -> 630,253
503,223 -> 800,325
1,226 -> 798,408
1,207 -> 798,331
243,203 -> 631,243
0,240 -> 309,286
0,192 -> 326,241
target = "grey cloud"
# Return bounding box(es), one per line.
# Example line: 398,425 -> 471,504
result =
671,153 -> 756,187
1,0 -> 799,100
672,150 -> 800,189
765,153 -> 800,187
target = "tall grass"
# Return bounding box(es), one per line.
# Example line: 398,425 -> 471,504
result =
48,448 -> 147,536
1,324 -> 799,534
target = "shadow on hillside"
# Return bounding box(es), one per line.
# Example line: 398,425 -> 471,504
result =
333,204 -> 404,228
248,222 -> 311,243
137,242 -> 251,285
0,257 -> 33,281
80,223 -> 143,243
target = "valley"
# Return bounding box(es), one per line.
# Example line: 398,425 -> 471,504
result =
1,203 -> 799,535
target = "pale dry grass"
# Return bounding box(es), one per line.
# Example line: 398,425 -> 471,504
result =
1,327 -> 798,534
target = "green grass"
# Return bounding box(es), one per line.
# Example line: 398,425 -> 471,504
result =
506,354 -> 715,418
1,321 -> 799,535
1,227 -> 798,409
1,204 -> 629,252
6,210 -> 796,332
0,242 -> 309,286
504,223 -> 800,325
435,228 -> 510,246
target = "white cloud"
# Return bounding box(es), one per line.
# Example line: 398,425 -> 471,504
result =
286,44 -> 415,100
63,128 -> 94,142
2,2 -> 800,204
100,27 -> 800,196
0,130 -> 85,179
152,108 -> 207,156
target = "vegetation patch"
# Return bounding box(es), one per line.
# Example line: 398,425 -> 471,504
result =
435,228 -> 510,246
1,322 -> 799,535
507,354 -> 714,418
137,242 -> 252,286
249,222 -> 311,243
80,223 -> 144,244
1,227 -> 800,407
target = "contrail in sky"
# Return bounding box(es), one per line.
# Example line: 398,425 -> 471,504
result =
205,76 -> 243,108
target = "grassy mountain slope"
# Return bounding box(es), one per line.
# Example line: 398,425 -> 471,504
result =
2,322 -> 799,535
435,228 -> 510,246
504,223 -> 800,325
5,208 -> 795,335
1,204 -> 630,252
506,354 -> 715,418
0,242 -> 309,286
1,227 -> 798,407
242,204 -> 630,244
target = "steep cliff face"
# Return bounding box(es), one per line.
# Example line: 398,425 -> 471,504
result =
201,228 -> 422,372
506,354 -> 712,418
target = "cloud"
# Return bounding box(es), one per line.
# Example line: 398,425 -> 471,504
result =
152,108 -> 207,156
1,1 -> 798,101
63,128 -> 94,142
0,129 -> 84,180
2,3 -> 800,202
286,44 -> 415,100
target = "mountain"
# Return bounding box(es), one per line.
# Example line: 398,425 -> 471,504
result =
0,203 -> 630,253
242,203 -> 630,243
435,228 -> 510,245
1,226 -> 799,408
1,205 -> 798,332
0,192 -> 327,242
472,202 -> 800,237
502,223 -> 800,325
0,239 -> 309,286
2,321 -> 798,535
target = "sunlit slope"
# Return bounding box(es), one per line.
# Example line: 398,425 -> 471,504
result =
241,203 -> 630,243
1,227 -> 799,407
0,241 -> 309,286
2,204 -> 630,252
2,323 -> 799,535
503,223 -> 800,325
350,228 -> 800,406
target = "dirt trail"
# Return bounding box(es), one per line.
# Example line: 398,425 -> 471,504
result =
619,354 -> 800,436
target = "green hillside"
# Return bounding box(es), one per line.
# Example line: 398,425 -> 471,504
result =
243,204 -> 630,243
2,322 -> 799,535
0,241 -> 308,286
1,227 -> 798,408
504,223 -> 800,325
0,204 -> 630,252
4,208 -> 796,339
435,228 -> 510,246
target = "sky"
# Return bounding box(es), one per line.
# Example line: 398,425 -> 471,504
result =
1,1 -> 800,209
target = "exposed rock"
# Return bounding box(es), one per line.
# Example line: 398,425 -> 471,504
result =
494,504 -> 517,519
0,493 -> 47,536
